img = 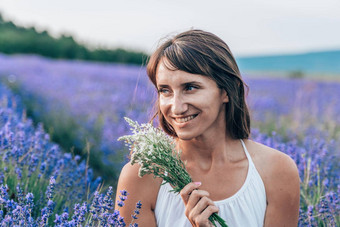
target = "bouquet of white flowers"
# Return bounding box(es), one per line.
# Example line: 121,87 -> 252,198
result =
118,117 -> 228,227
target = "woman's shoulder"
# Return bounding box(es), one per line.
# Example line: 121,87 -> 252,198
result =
116,162 -> 163,210
244,139 -> 298,176
244,139 -> 299,179
244,139 -> 300,200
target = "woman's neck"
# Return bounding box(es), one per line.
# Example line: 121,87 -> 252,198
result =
177,134 -> 242,172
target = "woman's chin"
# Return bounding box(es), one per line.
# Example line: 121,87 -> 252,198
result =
176,132 -> 197,141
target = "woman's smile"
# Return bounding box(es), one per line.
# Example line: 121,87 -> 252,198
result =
173,114 -> 198,124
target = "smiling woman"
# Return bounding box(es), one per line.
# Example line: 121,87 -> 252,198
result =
115,30 -> 300,227
146,30 -> 250,140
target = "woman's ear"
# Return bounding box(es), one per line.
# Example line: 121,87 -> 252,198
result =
222,90 -> 229,103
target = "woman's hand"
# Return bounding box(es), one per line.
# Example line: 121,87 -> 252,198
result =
180,182 -> 219,227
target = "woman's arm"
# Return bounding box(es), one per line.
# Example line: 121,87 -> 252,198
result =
115,162 -> 162,227
263,152 -> 300,226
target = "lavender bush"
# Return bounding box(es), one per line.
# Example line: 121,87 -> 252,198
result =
0,53 -> 339,226
0,84 -> 141,226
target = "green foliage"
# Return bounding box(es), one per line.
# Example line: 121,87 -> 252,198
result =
0,13 -> 148,65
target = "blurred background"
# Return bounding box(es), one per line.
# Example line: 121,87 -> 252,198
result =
1,0 -> 340,181
0,0 -> 339,225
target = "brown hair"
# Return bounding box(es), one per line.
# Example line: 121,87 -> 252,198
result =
147,29 -> 250,139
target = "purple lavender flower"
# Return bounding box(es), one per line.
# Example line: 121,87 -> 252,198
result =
307,205 -> 315,223
16,184 -> 24,206
15,167 -> 22,180
120,190 -> 129,197
6,199 -> 16,212
103,186 -> 114,210
0,184 -> 9,203
0,172 -> 4,185
117,200 -> 125,208
70,202 -> 87,226
2,215 -> 13,226
25,192 -> 34,212
39,161 -> 47,174
0,210 -> 3,222
135,201 -> 142,210
46,176 -> 56,200
54,212 -> 69,225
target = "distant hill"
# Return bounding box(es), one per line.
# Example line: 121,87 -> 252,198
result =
236,50 -> 340,74
0,13 -> 147,65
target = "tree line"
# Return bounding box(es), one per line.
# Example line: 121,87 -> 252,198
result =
0,14 -> 148,65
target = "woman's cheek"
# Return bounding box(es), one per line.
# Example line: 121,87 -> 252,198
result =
159,97 -> 170,110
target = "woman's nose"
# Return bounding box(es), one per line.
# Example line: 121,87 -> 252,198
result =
171,93 -> 188,115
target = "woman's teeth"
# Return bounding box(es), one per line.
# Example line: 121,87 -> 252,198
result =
176,115 -> 196,123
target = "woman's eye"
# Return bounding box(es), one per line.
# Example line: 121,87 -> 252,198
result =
158,88 -> 170,94
185,85 -> 198,91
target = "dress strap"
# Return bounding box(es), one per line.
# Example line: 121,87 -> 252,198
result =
240,139 -> 254,167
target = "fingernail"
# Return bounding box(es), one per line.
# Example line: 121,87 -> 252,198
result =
194,182 -> 201,186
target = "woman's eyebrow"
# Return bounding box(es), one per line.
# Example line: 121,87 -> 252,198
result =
181,81 -> 203,86
157,81 -> 203,88
157,84 -> 169,88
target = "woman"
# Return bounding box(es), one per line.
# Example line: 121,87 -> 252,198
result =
115,30 -> 300,226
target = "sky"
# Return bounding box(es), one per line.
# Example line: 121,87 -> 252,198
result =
0,0 -> 340,57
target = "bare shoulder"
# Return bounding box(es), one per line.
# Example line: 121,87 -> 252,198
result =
243,139 -> 299,183
115,162 -> 163,226
116,162 -> 163,209
244,139 -> 300,225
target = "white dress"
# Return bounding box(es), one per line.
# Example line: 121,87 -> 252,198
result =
154,140 -> 267,227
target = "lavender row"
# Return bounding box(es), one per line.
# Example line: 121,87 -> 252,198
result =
0,84 -> 142,226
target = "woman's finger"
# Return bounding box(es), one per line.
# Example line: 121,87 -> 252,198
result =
185,189 -> 210,213
180,182 -> 219,227
193,204 -> 219,226
180,181 -> 202,204
187,195 -> 214,220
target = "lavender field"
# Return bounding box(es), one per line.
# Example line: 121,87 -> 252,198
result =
0,54 -> 156,182
0,53 -> 339,226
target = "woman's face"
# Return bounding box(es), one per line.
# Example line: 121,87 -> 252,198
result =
156,61 -> 229,140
